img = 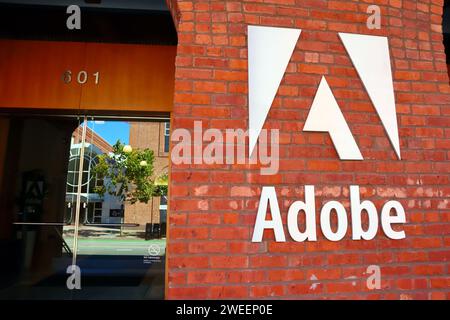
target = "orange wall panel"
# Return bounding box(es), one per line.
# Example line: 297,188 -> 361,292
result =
0,40 -> 85,110
81,43 -> 176,112
0,40 -> 176,113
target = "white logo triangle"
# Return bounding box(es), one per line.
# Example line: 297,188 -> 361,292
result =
304,77 -> 363,160
339,32 -> 401,159
248,25 -> 301,156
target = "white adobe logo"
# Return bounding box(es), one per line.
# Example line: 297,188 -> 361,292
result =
248,25 -> 401,160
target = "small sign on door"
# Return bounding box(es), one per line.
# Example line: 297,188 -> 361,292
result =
109,209 -> 124,218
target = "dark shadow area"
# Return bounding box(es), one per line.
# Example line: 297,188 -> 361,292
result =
0,116 -> 77,296
0,3 -> 177,45
443,0 -> 450,82
0,255 -> 165,299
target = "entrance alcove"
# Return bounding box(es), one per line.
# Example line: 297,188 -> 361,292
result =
0,0 -> 177,300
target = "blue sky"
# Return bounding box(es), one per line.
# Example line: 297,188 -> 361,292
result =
87,121 -> 130,146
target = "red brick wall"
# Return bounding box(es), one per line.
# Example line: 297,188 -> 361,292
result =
166,0 -> 450,299
73,126 -> 113,154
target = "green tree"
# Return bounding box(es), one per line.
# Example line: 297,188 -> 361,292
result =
92,141 -> 167,204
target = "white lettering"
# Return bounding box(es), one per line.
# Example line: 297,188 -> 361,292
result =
252,186 -> 286,242
351,185 -> 378,240
252,186 -> 406,242
320,201 -> 348,241
287,185 -> 317,241
381,200 -> 406,239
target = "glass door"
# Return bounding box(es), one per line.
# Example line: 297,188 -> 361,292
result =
0,115 -> 169,300
0,115 -> 80,299
66,116 -> 169,299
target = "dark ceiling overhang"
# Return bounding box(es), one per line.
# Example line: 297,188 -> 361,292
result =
0,0 -> 169,11
0,1 -> 177,45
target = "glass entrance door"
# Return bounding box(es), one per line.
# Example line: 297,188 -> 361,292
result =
0,115 -> 169,300
66,117 -> 169,299
0,115 -> 80,299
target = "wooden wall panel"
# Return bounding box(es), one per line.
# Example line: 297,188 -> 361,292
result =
0,40 -> 85,110
81,43 -> 176,112
0,40 -> 176,113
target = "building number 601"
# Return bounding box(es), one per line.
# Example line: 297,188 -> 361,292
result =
63,70 -> 100,85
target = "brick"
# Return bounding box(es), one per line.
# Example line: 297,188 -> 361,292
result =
250,285 -> 284,297
213,94 -> 247,106
298,63 -> 329,75
226,270 -> 266,283
188,241 -> 227,254
174,93 -> 211,105
210,286 -> 248,299
210,227 -> 250,240
288,283 -> 323,295
326,281 -> 362,293
194,81 -> 227,93
169,256 -> 209,269
170,227 -> 209,240
210,256 -> 248,269
307,160 -> 340,171
168,287 -> 210,299
187,271 -> 226,284
250,256 -> 287,268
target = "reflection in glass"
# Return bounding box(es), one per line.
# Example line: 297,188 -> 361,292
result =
0,116 -> 169,300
